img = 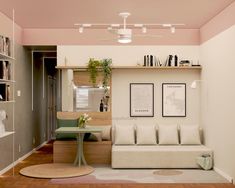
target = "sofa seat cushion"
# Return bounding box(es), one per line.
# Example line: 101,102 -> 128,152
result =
112,145 -> 213,168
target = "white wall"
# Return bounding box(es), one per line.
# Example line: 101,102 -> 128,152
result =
61,69 -> 74,111
200,25 -> 235,182
58,45 -> 201,126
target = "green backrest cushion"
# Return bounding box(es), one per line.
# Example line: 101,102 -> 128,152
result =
56,119 -> 78,140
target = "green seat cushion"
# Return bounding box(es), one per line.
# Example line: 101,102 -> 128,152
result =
56,119 -> 78,140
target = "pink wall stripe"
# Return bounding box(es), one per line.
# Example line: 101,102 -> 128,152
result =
22,28 -> 199,46
200,1 -> 235,44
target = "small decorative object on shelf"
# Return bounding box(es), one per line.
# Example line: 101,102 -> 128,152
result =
192,60 -> 201,67
179,60 -> 191,67
78,113 -> 91,128
0,110 -> 7,136
99,99 -> 104,112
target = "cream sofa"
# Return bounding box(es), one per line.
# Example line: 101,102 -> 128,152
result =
111,124 -> 213,169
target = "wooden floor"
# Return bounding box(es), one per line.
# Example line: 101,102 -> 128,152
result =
0,141 -> 234,188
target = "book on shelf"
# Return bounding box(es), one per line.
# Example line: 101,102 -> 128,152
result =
0,35 -> 11,57
0,61 -> 11,80
0,84 -> 11,101
0,84 -> 7,101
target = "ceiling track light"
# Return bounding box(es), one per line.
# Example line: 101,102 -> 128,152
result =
78,27 -> 83,33
111,24 -> 120,27
171,27 -> 175,33
162,24 -> 172,27
134,24 -> 143,27
142,27 -> 147,33
82,24 -> 92,27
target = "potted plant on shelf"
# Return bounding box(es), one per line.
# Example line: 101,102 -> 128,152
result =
101,58 -> 112,89
87,58 -> 101,87
87,58 -> 112,88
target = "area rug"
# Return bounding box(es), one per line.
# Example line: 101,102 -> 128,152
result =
50,166 -> 229,184
20,163 -> 94,179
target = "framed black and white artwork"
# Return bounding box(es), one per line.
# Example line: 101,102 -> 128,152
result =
162,83 -> 186,117
130,83 -> 154,117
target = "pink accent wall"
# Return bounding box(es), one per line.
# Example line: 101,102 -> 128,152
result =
22,28 -> 199,46
200,1 -> 235,44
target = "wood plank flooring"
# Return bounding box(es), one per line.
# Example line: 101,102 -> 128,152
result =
0,141 -> 234,188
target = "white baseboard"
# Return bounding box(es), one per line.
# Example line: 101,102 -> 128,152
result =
0,141 -> 47,175
214,166 -> 233,183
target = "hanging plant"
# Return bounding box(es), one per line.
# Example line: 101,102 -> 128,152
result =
87,58 -> 101,87
101,58 -> 112,89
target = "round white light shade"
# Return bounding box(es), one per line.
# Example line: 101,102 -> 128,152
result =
118,37 -> 132,43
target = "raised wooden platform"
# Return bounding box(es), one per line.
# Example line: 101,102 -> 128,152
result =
53,140 -> 112,164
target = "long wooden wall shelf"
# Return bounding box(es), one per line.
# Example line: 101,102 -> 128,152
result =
56,65 -> 202,70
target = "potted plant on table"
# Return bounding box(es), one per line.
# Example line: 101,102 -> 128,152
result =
78,113 -> 91,128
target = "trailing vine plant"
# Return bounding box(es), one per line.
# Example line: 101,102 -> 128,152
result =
87,58 -> 112,88
87,58 -> 101,87
101,58 -> 112,89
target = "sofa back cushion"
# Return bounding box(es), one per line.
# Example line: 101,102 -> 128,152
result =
180,125 -> 201,145
56,119 -> 78,140
136,124 -> 157,145
114,125 -> 135,145
86,125 -> 111,141
158,124 -> 179,145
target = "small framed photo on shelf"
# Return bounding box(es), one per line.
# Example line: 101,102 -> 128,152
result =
162,83 -> 186,117
130,83 -> 154,117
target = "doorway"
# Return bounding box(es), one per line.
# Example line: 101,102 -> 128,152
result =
47,76 -> 56,140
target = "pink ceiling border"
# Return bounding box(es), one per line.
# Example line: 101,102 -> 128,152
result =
200,1 -> 235,44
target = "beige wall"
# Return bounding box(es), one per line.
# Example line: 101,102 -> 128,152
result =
112,69 -> 201,126
200,25 -> 235,182
58,45 -> 201,126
